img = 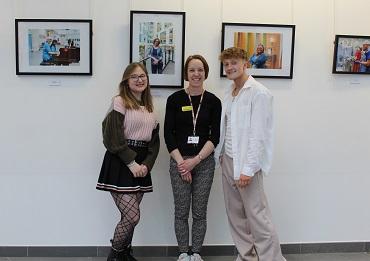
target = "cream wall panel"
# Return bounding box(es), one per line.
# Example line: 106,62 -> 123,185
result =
268,0 -> 370,242
183,0 -> 223,94
334,0 -> 369,35
15,0 -> 91,18
0,1 -> 16,80
222,0 -> 293,24
130,0 -> 183,11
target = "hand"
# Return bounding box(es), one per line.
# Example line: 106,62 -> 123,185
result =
140,164 -> 148,177
178,157 -> 200,174
177,162 -> 192,183
237,174 -> 252,188
128,162 -> 142,178
181,171 -> 192,183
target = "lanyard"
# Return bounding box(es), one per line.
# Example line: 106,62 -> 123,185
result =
186,88 -> 204,136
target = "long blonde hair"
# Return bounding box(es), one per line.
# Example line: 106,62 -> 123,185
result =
118,63 -> 153,112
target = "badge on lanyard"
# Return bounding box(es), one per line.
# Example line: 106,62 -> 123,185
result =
187,135 -> 200,144
186,88 -> 204,146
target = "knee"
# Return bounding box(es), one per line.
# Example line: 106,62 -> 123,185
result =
174,206 -> 190,220
131,212 -> 141,226
120,212 -> 140,227
192,208 -> 207,221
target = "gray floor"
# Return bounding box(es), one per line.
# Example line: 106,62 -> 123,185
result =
1,253 -> 370,261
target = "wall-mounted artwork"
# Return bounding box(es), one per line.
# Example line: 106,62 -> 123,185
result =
332,35 -> 370,74
15,19 -> 92,75
130,10 -> 185,88
221,23 -> 295,79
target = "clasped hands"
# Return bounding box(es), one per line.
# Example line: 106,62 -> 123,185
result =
177,156 -> 201,183
128,162 -> 148,178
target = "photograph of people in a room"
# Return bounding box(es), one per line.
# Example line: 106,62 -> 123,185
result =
233,32 -> 282,69
333,36 -> 370,73
28,29 -> 81,66
135,22 -> 175,74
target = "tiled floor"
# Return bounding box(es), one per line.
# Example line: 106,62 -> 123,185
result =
1,253 -> 370,261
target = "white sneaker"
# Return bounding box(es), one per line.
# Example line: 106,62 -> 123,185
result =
177,252 -> 190,261
190,253 -> 204,261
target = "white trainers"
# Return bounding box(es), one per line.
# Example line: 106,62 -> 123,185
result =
177,252 -> 190,261
190,253 -> 204,261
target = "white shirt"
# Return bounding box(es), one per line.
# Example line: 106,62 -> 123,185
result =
224,98 -> 233,157
215,76 -> 274,179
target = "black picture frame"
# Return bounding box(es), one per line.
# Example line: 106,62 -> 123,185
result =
221,22 -> 295,79
332,34 -> 370,74
130,10 -> 185,88
15,19 -> 93,75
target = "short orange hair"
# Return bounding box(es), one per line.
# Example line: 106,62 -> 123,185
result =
219,47 -> 248,62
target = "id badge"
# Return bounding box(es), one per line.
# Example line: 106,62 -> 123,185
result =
187,136 -> 199,144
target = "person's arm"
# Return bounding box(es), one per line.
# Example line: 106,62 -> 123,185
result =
164,94 -> 186,164
360,58 -> 370,67
146,47 -> 153,59
164,94 -> 192,183
158,47 -> 163,61
141,124 -> 160,171
255,54 -> 267,67
102,110 -> 147,177
102,110 -> 137,165
164,95 -> 180,157
179,141 -> 214,172
241,93 -> 272,177
249,55 -> 254,65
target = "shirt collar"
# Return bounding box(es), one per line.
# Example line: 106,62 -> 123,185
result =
232,75 -> 254,91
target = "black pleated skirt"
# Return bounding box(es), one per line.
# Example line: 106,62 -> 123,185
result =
96,145 -> 153,193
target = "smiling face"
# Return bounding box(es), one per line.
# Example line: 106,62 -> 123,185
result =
187,59 -> 206,88
222,58 -> 247,81
256,45 -> 264,54
128,66 -> 148,97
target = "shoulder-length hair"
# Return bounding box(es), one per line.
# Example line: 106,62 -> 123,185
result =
184,54 -> 209,81
118,63 -> 153,112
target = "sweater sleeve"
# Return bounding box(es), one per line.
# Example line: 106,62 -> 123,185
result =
164,95 -> 178,153
141,124 -> 160,171
102,110 -> 137,165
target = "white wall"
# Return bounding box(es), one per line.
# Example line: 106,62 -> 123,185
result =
1,0 -> 370,246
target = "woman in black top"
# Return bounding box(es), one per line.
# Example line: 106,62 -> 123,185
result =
164,55 -> 221,261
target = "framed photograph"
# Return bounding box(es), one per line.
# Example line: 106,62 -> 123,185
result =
15,19 -> 92,75
332,35 -> 370,74
130,10 -> 185,88
221,23 -> 295,79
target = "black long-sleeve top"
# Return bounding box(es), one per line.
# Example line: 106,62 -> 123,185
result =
164,89 -> 222,156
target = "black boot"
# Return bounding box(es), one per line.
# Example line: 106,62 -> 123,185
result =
107,248 -> 130,261
126,245 -> 138,261
107,248 -> 120,261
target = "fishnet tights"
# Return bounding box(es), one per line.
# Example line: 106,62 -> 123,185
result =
110,192 -> 144,250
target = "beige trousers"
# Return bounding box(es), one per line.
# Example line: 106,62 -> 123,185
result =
221,154 -> 285,261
